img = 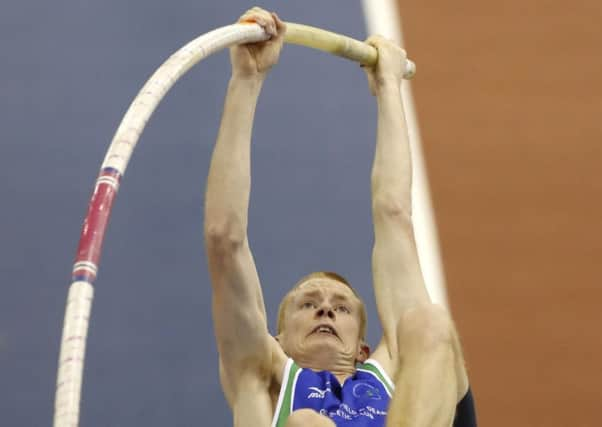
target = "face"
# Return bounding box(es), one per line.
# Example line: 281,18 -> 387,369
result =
278,278 -> 365,363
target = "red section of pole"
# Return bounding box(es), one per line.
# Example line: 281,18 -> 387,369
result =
74,169 -> 121,277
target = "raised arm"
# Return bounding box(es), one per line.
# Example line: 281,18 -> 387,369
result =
363,36 -> 431,363
203,8 -> 285,407
364,38 -> 470,411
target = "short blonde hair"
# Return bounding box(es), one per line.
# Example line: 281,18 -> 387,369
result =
277,271 -> 367,339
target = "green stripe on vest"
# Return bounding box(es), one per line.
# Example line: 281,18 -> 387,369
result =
276,361 -> 301,427
358,362 -> 393,395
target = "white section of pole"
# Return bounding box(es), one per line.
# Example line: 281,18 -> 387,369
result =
361,0 -> 449,307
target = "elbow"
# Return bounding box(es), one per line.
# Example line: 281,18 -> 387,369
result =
204,219 -> 247,252
371,192 -> 412,223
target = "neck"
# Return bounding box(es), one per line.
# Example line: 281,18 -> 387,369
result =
294,350 -> 357,383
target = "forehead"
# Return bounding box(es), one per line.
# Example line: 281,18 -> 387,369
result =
293,279 -> 356,300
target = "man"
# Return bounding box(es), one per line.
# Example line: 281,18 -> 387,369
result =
204,7 -> 476,427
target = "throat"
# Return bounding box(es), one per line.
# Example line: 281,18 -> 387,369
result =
294,352 -> 356,383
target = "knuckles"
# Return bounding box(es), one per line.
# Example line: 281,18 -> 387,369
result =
239,8 -> 282,38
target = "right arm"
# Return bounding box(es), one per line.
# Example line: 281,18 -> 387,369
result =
205,75 -> 269,402
203,8 -> 285,407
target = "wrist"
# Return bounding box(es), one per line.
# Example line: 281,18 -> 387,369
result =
228,73 -> 266,99
230,72 -> 267,86
374,76 -> 401,94
375,83 -> 405,113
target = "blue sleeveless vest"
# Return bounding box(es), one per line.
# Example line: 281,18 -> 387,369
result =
271,358 -> 394,427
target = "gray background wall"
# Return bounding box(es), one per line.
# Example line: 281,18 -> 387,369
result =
1,1 -> 386,425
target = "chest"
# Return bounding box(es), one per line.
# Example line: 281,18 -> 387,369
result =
288,370 -> 389,426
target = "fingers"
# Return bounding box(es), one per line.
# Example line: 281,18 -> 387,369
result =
364,35 -> 389,53
272,12 -> 287,36
364,34 -> 386,47
239,7 -> 284,38
364,35 -> 406,58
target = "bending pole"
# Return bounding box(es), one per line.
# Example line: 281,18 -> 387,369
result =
53,21 -> 416,427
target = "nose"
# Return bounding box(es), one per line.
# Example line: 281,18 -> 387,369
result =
316,306 -> 335,320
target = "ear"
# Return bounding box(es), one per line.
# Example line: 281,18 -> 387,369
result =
357,341 -> 371,363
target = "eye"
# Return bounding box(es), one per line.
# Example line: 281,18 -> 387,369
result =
301,301 -> 316,309
336,305 -> 350,314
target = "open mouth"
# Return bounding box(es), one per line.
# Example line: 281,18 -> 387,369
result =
310,324 -> 339,339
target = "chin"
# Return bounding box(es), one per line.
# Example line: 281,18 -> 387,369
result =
306,336 -> 342,352
284,335 -> 343,360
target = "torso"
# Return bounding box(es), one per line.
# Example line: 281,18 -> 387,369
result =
271,357 -> 394,427
228,338 -> 396,427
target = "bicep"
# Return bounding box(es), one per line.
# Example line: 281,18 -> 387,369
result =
371,212 -> 430,355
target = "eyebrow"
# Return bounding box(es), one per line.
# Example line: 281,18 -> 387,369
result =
297,289 -> 353,302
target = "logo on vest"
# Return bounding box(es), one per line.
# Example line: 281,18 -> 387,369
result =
352,382 -> 382,400
307,386 -> 332,399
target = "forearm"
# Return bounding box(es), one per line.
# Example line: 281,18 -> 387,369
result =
371,80 -> 412,214
204,75 -> 264,239
370,80 -> 430,329
204,74 -> 270,365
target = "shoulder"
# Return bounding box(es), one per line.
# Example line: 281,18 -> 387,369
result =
356,357 -> 395,396
367,338 -> 397,381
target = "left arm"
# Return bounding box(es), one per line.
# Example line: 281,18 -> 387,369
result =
365,38 -> 470,402
364,37 -> 431,366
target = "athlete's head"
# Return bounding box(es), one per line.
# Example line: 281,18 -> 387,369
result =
276,272 -> 370,365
